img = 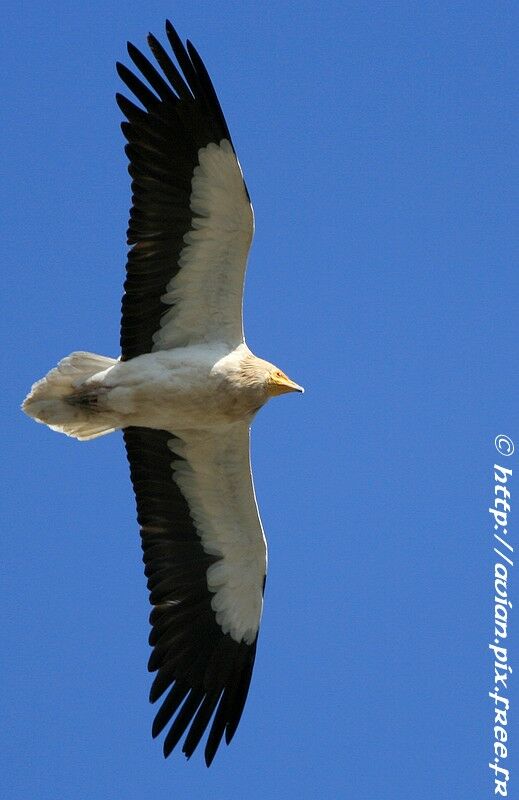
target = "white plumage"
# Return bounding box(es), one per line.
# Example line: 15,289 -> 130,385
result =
22,20 -> 302,766
169,425 -> 266,645
155,140 -> 253,350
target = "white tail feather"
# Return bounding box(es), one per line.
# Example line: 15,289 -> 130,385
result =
22,352 -> 118,441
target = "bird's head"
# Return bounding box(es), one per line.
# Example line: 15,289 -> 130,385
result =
265,366 -> 304,398
239,354 -> 303,400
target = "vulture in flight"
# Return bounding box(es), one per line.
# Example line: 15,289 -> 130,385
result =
23,20 -> 303,766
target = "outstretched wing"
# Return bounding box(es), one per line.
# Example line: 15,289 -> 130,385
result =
117,21 -> 254,360
123,423 -> 267,765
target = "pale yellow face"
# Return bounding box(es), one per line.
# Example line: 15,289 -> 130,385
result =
267,368 -> 304,397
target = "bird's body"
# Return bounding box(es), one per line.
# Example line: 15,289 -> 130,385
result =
26,343 -> 285,437
102,344 -> 262,429
22,20 -> 302,766
23,342 -> 300,440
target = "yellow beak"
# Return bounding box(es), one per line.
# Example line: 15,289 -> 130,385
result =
268,373 -> 305,397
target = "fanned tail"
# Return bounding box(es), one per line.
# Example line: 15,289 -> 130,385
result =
22,352 -> 118,441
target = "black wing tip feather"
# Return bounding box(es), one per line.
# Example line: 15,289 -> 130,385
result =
149,638 -> 258,766
164,19 -> 178,40
117,19 -> 231,137
120,19 -> 193,106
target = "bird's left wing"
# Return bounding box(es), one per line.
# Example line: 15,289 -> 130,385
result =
123,422 -> 266,765
117,21 -> 254,360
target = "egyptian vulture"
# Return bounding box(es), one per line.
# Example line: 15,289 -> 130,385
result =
22,21 -> 302,765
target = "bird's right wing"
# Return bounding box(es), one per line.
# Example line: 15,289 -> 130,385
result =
117,21 -> 254,360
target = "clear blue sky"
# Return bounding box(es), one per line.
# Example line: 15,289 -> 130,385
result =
3,2 -> 517,798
